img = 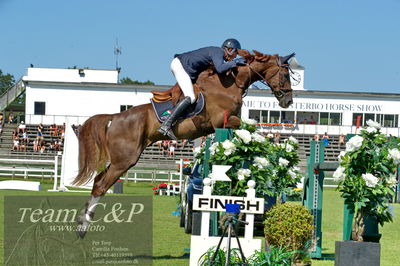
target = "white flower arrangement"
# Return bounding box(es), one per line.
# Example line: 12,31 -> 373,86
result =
345,135 -> 364,152
253,156 -> 269,169
251,132 -> 265,143
361,173 -> 379,188
333,166 -> 346,182
278,157 -> 289,167
222,139 -> 236,156
366,119 -> 381,129
388,148 -> 400,164
235,129 -> 252,144
237,168 -> 251,180
242,118 -> 257,126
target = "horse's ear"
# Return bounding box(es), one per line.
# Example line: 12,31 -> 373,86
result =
280,53 -> 296,64
253,50 -> 263,58
238,49 -> 254,62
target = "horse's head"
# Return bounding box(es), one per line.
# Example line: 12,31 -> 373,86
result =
239,50 -> 294,108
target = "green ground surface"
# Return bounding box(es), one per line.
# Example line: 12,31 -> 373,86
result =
0,178 -> 398,265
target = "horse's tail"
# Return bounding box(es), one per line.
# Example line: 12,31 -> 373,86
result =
72,114 -> 113,186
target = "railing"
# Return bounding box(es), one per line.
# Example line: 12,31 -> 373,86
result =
0,80 -> 25,111
0,157 -> 59,187
23,114 -> 90,125
257,123 -> 400,137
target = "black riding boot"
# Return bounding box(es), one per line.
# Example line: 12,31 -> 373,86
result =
158,96 -> 192,140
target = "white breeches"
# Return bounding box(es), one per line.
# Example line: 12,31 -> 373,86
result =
170,57 -> 196,104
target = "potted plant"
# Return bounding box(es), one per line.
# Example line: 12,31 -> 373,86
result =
333,120 -> 399,265
263,203 -> 313,265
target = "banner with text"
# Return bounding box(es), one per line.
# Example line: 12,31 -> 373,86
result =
4,196 -> 152,266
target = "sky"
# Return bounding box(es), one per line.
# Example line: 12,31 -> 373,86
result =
1,0 -> 400,93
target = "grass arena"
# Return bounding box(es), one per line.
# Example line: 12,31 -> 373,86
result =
0,177 -> 398,265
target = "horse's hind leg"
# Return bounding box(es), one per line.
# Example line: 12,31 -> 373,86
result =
76,162 -> 134,238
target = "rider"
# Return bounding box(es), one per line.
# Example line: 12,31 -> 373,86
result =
158,38 -> 247,139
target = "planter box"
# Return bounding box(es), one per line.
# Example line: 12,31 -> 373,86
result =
335,241 -> 380,266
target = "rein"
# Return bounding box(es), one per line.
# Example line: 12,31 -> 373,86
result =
231,56 -> 292,99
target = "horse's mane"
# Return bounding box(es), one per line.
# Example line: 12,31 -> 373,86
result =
238,49 -> 276,63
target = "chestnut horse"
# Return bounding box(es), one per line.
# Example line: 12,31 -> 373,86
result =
74,49 -> 295,238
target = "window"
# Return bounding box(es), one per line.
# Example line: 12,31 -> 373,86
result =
249,110 -> 261,122
330,113 -> 342,125
364,113 -> 375,123
383,114 -> 398,127
260,111 -> 268,123
281,111 -> 295,123
320,112 -> 329,125
120,105 -> 133,112
34,102 -> 46,115
269,111 -> 280,123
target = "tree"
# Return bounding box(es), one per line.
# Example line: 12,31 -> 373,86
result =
120,77 -> 155,85
0,70 -> 15,95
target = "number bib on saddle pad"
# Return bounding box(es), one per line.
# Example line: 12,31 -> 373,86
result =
150,92 -> 205,123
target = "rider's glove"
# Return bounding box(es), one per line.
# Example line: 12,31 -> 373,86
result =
233,57 -> 247,66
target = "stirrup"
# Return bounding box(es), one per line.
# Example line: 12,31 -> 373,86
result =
158,126 -> 178,140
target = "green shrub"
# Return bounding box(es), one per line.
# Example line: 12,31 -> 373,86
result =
198,246 -> 242,265
264,203 -> 313,256
247,246 -> 296,265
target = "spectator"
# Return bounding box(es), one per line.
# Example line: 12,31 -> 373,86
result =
200,136 -> 207,147
8,111 -> 14,124
18,121 -> 26,134
20,139 -> 27,152
50,124 -> 57,137
309,116 -> 316,125
339,134 -> 346,146
40,140 -> 46,153
274,132 -> 281,144
12,139 -> 20,151
0,121 -> 3,142
322,132 -> 330,147
0,113 -> 3,123
37,126 -> 43,141
33,139 -> 40,152
181,139 -> 188,148
54,139 -> 61,151
267,131 -> 274,142
156,140 -> 163,153
60,127 -> 65,141
22,131 -> 28,145
169,140 -> 177,157
161,140 -> 170,157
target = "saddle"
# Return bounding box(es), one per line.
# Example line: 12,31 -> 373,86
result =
151,83 -> 201,106
150,83 -> 204,123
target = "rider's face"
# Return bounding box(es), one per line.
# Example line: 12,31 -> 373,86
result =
224,48 -> 238,61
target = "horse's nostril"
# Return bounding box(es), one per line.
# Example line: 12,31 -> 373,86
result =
288,100 -> 293,106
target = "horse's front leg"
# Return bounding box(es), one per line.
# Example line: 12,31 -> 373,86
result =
225,115 -> 241,129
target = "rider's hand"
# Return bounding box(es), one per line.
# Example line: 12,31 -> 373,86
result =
233,57 -> 247,66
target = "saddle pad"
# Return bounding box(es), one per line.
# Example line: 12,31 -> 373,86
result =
150,92 -> 205,123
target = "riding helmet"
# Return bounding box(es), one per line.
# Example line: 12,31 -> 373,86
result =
221,38 -> 241,50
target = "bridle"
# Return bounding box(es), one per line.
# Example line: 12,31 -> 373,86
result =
247,56 -> 292,99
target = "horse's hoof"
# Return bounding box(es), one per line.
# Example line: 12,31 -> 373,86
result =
77,228 -> 87,239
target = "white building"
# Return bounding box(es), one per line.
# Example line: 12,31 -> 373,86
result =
21,65 -> 400,136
